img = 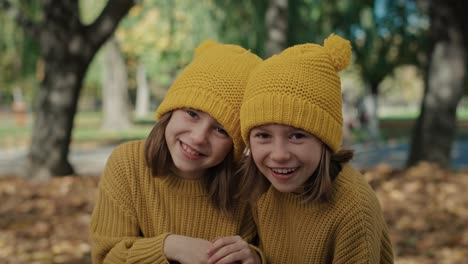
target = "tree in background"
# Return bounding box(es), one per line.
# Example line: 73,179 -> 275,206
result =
0,0 -> 39,106
214,0 -> 267,57
2,0 -> 135,179
408,0 -> 467,168
289,0 -> 428,144
265,0 -> 288,56
352,0 -> 428,143
101,37 -> 132,130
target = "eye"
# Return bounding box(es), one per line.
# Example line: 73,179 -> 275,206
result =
253,132 -> 270,139
185,109 -> 198,119
214,126 -> 229,137
290,132 -> 307,140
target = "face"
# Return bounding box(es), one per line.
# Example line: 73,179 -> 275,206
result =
249,124 -> 323,193
165,108 -> 233,179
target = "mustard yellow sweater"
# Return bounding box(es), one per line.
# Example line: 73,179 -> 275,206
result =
90,141 -> 261,263
254,164 -> 394,264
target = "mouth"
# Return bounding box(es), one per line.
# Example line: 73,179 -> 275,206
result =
179,141 -> 206,160
269,167 -> 298,180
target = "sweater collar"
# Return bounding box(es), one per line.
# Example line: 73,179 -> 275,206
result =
162,174 -> 207,196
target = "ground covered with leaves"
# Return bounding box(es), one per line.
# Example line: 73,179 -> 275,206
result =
0,162 -> 467,263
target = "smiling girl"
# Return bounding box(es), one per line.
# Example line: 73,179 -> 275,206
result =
238,34 -> 394,263
90,40 -> 264,264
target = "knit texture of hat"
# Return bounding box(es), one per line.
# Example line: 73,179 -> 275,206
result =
240,34 -> 351,152
156,40 -> 262,160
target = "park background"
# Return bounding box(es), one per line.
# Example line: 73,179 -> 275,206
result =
0,0 -> 467,263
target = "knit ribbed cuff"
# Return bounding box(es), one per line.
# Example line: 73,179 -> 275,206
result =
249,244 -> 267,264
127,233 -> 172,263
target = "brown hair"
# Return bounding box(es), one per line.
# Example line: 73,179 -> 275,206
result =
144,111 -> 239,215
237,144 -> 354,204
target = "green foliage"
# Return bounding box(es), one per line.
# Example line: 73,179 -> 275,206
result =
82,0 -> 225,101
213,0 -> 267,57
82,0 -> 269,103
0,0 -> 40,105
116,0 -> 220,87
352,0 -> 429,90
288,0 -> 429,94
2,0 -> 435,108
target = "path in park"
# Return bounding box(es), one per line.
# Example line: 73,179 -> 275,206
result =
0,145 -> 116,177
1,140 -> 468,177
351,140 -> 468,170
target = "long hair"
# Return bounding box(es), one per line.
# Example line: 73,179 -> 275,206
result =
144,111 -> 238,215
237,144 -> 354,204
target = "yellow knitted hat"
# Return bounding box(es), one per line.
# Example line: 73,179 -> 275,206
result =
156,40 -> 262,160
240,34 -> 352,152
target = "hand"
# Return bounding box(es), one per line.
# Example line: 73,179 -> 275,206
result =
207,235 -> 260,264
164,234 -> 212,264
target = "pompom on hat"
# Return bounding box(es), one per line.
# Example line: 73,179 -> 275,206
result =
156,40 -> 262,160
240,34 -> 352,152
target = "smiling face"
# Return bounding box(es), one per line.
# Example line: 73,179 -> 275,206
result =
164,108 -> 233,179
249,124 -> 323,193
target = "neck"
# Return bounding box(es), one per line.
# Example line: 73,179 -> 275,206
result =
170,166 -> 206,180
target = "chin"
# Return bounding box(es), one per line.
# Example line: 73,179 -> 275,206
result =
272,183 -> 298,193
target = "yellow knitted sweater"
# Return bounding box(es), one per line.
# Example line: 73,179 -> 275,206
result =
254,164 -> 394,263
90,141 -> 261,263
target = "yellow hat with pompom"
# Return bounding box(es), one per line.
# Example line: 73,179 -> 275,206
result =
156,40 -> 262,160
240,34 -> 351,152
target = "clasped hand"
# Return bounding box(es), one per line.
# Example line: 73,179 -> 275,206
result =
164,235 -> 260,264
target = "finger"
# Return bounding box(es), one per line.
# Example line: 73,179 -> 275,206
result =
208,240 -> 247,264
208,242 -> 243,263
207,236 -> 240,255
212,247 -> 252,264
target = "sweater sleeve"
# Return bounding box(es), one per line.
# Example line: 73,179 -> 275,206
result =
89,143 -> 171,264
239,204 -> 266,263
332,196 -> 392,264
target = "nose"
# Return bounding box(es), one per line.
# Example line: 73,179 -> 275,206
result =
190,124 -> 209,145
270,140 -> 291,162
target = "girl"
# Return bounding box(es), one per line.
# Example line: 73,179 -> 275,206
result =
90,40 -> 264,264
238,34 -> 394,263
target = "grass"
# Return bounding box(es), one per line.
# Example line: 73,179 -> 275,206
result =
0,111 -> 154,150
2,108 -> 468,150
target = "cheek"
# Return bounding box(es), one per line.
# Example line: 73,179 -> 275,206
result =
164,120 -> 178,144
215,138 -> 233,156
249,146 -> 264,167
164,124 -> 171,142
302,146 -> 321,171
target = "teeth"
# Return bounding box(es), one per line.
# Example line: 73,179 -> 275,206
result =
181,142 -> 201,156
272,168 -> 296,174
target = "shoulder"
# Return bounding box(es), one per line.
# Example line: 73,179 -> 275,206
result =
334,164 -> 378,201
332,164 -> 384,216
331,164 -> 388,230
108,140 -> 146,162
105,140 -> 147,171
101,140 -> 147,189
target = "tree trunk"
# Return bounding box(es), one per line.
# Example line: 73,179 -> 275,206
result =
135,61 -> 150,119
265,0 -> 288,57
363,83 -> 381,144
26,0 -> 134,179
101,37 -> 132,130
407,0 -> 466,168
29,58 -> 86,179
